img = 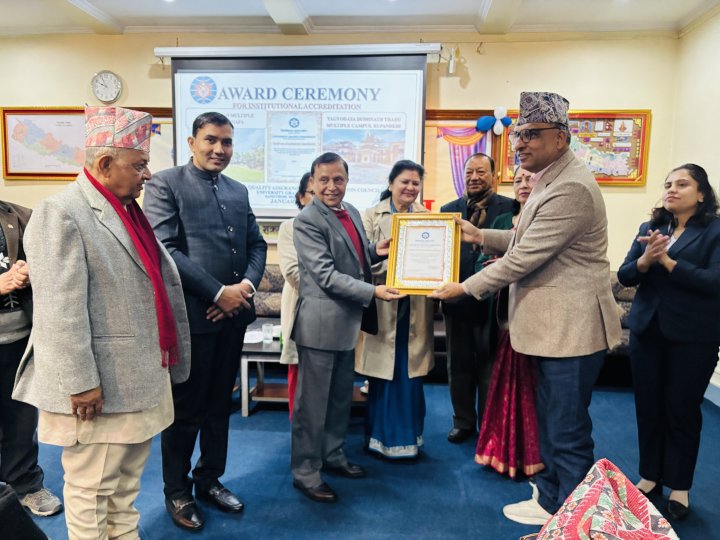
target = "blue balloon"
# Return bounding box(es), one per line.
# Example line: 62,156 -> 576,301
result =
476,116 -> 495,132
501,116 -> 512,127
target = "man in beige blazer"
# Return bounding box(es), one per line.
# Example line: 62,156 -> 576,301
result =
432,92 -> 621,526
13,106 -> 191,540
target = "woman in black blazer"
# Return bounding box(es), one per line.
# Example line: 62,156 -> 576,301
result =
618,163 -> 720,520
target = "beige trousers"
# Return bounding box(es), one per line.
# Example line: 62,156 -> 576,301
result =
61,439 -> 152,540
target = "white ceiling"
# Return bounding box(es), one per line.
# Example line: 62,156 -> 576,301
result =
0,0 -> 718,36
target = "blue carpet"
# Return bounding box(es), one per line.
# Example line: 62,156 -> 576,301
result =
30,383 -> 720,539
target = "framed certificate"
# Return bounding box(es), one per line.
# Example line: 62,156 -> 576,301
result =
386,213 -> 461,295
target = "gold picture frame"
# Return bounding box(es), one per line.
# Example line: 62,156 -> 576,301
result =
500,109 -> 652,186
386,212 -> 461,295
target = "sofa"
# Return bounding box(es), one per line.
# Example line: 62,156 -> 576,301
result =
609,271 -> 636,357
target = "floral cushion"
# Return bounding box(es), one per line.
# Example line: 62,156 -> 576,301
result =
611,271 -> 637,303
616,301 -> 632,328
255,264 -> 284,317
608,272 -> 634,356
255,291 -> 281,318
538,459 -> 678,540
258,264 -> 284,293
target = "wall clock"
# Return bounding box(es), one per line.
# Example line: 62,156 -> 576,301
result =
91,70 -> 122,104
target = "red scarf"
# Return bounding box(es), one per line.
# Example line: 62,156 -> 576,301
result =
85,168 -> 179,367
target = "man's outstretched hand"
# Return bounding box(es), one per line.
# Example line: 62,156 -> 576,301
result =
374,285 -> 405,301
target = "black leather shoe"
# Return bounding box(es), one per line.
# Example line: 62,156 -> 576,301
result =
447,428 -> 475,443
197,484 -> 244,513
166,497 -> 204,531
638,483 -> 663,497
293,480 -> 338,503
325,462 -> 366,479
667,500 -> 690,520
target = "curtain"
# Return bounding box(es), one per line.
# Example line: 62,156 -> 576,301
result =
436,127 -> 488,197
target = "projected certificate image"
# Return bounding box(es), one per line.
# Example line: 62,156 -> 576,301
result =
267,112 -> 321,183
386,213 -> 460,295
323,113 -> 406,185
224,127 -> 265,183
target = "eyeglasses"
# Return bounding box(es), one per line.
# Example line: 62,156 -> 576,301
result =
510,127 -> 562,144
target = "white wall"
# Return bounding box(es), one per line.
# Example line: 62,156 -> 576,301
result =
672,9 -> 720,390
426,38 -> 678,267
674,10 -> 720,187
0,31 -> 684,268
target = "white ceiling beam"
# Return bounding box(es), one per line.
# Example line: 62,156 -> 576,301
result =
474,0 -> 522,34
262,0 -> 310,35
60,0 -> 123,34
154,43 -> 442,59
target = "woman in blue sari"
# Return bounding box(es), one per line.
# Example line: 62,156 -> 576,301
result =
356,160 -> 434,458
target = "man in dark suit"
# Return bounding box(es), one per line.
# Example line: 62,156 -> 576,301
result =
144,112 -> 267,531
291,152 -> 402,503
440,153 -> 514,443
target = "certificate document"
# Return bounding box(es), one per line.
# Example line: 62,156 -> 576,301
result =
386,213 -> 460,295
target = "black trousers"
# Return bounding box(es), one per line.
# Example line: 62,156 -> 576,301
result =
0,336 -> 43,497
630,317 -> 719,490
0,483 -> 48,540
162,324 -> 245,500
444,305 -> 493,431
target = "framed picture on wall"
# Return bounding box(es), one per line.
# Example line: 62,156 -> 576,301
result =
424,110 -> 499,211
499,109 -> 652,186
134,107 -> 175,175
1,106 -> 177,181
1,107 -> 85,181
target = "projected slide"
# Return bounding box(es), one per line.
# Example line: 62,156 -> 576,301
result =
174,70 -> 423,215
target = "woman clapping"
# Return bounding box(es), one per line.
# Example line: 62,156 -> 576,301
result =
618,163 -> 720,520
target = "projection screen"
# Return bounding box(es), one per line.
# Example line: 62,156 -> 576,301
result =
160,44 -> 440,216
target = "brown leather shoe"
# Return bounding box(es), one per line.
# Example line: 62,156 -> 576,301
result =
166,497 -> 204,531
325,462 -> 366,479
293,480 -> 338,503
197,484 -> 244,513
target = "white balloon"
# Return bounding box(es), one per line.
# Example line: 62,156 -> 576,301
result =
493,120 -> 505,135
494,106 -> 507,119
